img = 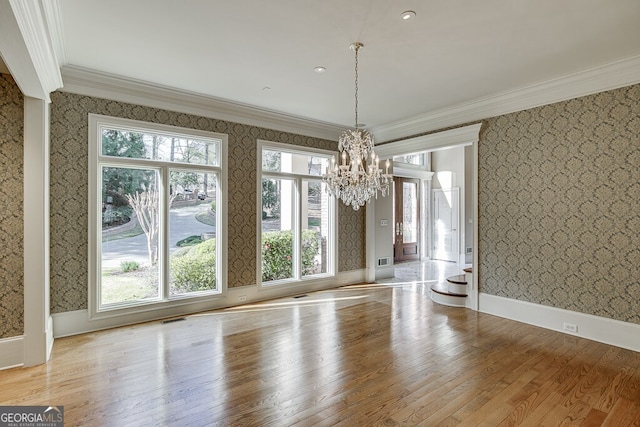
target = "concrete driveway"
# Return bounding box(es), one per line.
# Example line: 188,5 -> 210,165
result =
102,204 -> 216,269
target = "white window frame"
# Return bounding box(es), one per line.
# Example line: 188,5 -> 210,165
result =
88,114 -> 228,319
257,140 -> 337,288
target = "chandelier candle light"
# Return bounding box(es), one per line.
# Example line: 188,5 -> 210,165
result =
323,42 -> 393,210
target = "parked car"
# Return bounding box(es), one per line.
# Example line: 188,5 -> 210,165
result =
197,191 -> 207,200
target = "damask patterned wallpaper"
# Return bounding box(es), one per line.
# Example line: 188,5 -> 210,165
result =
0,74 -> 24,338
479,84 -> 640,324
49,91 -> 365,314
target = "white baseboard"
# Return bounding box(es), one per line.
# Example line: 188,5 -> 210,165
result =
54,270 -> 366,338
47,315 -> 54,360
0,336 -> 24,370
375,265 -> 394,280
479,293 -> 640,353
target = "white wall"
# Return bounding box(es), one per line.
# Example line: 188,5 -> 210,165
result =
373,162 -> 395,279
431,146 -> 469,263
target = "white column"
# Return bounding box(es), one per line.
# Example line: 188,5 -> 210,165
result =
23,95 -> 52,366
365,199 -> 377,283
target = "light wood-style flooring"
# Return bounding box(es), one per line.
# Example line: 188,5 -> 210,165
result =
1,283 -> 639,426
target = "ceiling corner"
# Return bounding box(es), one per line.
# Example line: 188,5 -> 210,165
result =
0,0 -> 63,100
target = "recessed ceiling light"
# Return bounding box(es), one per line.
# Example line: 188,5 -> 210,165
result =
314,66 -> 327,73
401,10 -> 416,20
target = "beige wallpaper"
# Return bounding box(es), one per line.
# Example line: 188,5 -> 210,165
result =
0,74 -> 24,338
479,84 -> 640,324
49,91 -> 365,313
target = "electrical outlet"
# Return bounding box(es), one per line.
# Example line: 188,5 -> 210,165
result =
563,322 -> 578,333
239,295 -> 247,302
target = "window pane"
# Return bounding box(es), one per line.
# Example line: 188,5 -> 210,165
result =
262,178 -> 295,281
303,180 -> 328,276
101,166 -> 160,306
102,129 -> 219,166
169,170 -> 218,296
262,149 -> 328,176
402,182 -> 418,243
262,150 -> 281,171
308,156 -> 329,176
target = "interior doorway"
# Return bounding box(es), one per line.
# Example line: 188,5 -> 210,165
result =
432,188 -> 459,262
367,123 -> 480,310
393,177 -> 420,263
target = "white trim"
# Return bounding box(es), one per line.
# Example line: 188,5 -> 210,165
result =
40,0 -> 65,66
374,265 -> 394,281
61,65 -> 344,141
0,0 -> 62,101
479,293 -> 640,353
87,114 -> 228,320
59,56 -> 640,144
257,140 -> 338,288
375,123 -> 483,158
46,315 -> 54,359
23,96 -> 52,366
392,165 -> 434,181
0,336 -> 24,370
468,141 -> 479,310
53,270 -> 365,338
371,123 -> 481,310
372,55 -> 640,142
430,292 -> 467,308
365,198 -> 376,283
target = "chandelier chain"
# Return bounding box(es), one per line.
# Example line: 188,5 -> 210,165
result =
354,44 -> 359,128
322,41 -> 392,210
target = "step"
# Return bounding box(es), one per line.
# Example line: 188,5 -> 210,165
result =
446,274 -> 467,285
463,267 -> 472,273
430,282 -> 467,297
430,283 -> 467,307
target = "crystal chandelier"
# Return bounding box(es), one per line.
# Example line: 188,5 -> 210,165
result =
323,42 -> 393,210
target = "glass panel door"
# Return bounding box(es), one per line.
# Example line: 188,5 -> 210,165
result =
394,177 -> 420,262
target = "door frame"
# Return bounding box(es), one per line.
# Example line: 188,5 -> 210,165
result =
394,177 -> 421,262
367,123 -> 481,311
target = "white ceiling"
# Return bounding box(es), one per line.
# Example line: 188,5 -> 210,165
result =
58,0 -> 640,134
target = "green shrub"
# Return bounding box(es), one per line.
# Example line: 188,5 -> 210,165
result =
120,260 -> 139,272
170,238 -> 216,293
102,205 -> 133,228
262,230 -> 319,281
176,235 -> 204,247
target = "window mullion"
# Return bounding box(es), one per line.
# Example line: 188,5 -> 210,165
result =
295,177 -> 302,279
161,167 -> 170,301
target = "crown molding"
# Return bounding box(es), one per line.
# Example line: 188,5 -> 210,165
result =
0,0 -> 63,101
375,123 -> 482,158
60,65 -> 344,141
40,0 -> 66,66
372,55 -> 640,143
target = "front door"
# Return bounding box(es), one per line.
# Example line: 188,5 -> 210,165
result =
394,178 -> 420,262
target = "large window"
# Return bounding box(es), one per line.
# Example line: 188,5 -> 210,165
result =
89,115 -> 227,317
260,142 -> 335,285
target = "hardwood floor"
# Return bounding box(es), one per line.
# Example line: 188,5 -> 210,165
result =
1,283 -> 639,426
